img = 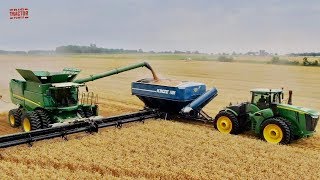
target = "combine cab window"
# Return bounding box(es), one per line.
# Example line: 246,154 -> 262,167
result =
51,87 -> 78,107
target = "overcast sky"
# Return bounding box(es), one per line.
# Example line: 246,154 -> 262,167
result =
1,0 -> 319,54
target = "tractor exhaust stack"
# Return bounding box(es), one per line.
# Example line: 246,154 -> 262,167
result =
288,90 -> 293,105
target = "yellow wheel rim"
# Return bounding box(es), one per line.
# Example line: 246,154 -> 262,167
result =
23,118 -> 31,132
9,115 -> 15,126
217,116 -> 233,133
263,124 -> 283,144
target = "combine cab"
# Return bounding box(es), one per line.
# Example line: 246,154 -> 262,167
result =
214,89 -> 319,144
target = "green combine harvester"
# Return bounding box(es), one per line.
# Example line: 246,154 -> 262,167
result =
214,89 -> 319,144
8,62 -> 157,132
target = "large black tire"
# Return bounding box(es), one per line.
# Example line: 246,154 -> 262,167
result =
276,117 -> 296,142
83,107 -> 94,118
92,105 -> 99,116
35,109 -> 51,128
21,111 -> 42,132
214,111 -> 240,135
8,109 -> 22,128
260,118 -> 291,144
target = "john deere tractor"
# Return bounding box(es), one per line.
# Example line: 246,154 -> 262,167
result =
214,89 -> 319,144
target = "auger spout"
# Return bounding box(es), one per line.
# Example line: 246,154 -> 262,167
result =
73,62 -> 158,84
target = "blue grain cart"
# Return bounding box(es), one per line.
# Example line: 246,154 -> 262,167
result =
132,78 -> 218,120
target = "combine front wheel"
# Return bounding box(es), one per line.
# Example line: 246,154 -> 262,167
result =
261,118 -> 291,144
21,111 -> 42,132
214,111 -> 240,134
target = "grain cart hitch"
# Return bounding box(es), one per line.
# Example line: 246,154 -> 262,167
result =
0,109 -> 159,148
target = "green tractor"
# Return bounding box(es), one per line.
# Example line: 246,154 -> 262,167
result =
7,62 -> 156,132
214,89 -> 319,144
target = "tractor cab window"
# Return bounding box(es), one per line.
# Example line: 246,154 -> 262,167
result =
252,93 -> 270,110
51,87 -> 78,107
271,93 -> 281,104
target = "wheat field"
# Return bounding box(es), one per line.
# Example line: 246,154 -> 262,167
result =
0,55 -> 319,179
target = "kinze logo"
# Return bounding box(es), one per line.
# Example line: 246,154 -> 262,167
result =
10,8 -> 29,19
156,89 -> 176,95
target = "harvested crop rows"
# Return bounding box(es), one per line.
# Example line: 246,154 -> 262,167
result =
0,55 -> 319,179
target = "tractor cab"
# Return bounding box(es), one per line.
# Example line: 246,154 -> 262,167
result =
250,89 -> 283,110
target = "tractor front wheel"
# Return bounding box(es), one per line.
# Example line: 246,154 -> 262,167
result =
21,111 -> 42,132
261,118 -> 291,144
214,111 -> 240,134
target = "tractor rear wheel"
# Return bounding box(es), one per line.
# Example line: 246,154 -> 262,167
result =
8,109 -> 22,128
21,111 -> 42,132
261,118 -> 291,144
35,109 -> 51,128
214,111 -> 240,134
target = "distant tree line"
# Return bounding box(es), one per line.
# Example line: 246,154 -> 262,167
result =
55,44 -> 142,54
289,52 -> 320,57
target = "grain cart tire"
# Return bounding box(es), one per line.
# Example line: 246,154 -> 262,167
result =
21,111 -> 42,132
77,108 -> 86,118
214,111 -> 240,134
8,109 -> 22,128
261,118 -> 291,144
35,109 -> 51,128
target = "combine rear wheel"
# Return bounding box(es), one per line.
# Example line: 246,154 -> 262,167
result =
261,118 -> 291,144
21,111 -> 42,132
8,109 -> 22,128
214,111 -> 240,134
35,109 -> 51,128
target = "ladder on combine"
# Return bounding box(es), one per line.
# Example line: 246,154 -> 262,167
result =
80,92 -> 99,105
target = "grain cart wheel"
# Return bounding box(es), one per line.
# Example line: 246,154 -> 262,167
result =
261,118 -> 291,144
21,111 -> 42,132
35,109 -> 51,128
214,111 -> 240,134
8,109 -> 22,127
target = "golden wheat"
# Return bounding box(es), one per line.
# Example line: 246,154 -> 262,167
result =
0,55 -> 319,179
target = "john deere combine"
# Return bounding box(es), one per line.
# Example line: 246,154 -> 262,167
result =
7,62 -> 158,133
214,89 -> 319,144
